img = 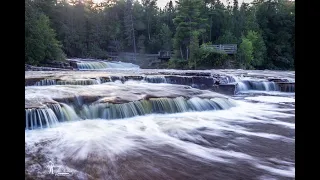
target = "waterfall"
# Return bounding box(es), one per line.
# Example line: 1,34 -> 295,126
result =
25,97 -> 236,130
187,97 -> 222,111
74,97 -> 236,120
47,103 -> 65,121
34,79 -> 57,86
76,61 -> 140,70
236,80 -> 280,92
144,76 -> 167,83
221,76 -> 238,84
60,103 -> 80,121
77,61 -> 109,70
32,79 -> 101,86
56,79 -> 100,85
25,103 -> 80,130
25,108 -> 59,130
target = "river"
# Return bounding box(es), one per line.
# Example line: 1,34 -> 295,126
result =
25,61 -> 295,180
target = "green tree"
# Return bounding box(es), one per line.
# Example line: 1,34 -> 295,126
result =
124,0 -> 137,53
24,0 -> 294,70
189,31 -> 200,69
214,31 -> 237,44
142,0 -> 158,41
25,0 -> 65,65
159,24 -> 173,51
137,35 -> 146,53
246,30 -> 266,68
173,0 -> 207,61
256,0 -> 295,69
238,36 -> 253,68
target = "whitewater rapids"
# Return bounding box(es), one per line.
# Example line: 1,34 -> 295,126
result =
25,98 -> 294,180
25,69 -> 295,179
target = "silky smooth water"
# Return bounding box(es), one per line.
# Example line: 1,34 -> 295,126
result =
25,69 -> 295,180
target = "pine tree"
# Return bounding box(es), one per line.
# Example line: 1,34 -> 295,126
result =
173,0 -> 207,61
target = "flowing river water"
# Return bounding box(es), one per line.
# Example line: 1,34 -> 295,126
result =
25,61 -> 295,180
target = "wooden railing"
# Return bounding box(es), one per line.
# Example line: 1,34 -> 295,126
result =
158,51 -> 172,60
204,44 -> 237,54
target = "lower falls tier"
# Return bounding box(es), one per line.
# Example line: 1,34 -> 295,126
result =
25,97 -> 236,130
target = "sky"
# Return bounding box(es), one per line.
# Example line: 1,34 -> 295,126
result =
156,0 -> 254,9
91,0 -> 255,9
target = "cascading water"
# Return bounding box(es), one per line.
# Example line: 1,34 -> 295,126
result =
60,103 -> 80,121
25,108 -> 59,130
78,97 -> 234,120
25,70 -> 295,179
47,103 -> 65,121
144,76 -> 167,83
75,61 -> 140,70
34,79 -> 57,86
57,79 -> 100,85
219,75 -> 238,84
236,80 -> 280,93
33,78 -> 102,86
25,103 -> 80,130
77,61 -> 109,69
25,97 -> 235,130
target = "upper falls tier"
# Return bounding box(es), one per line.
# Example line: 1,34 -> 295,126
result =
25,82 -> 229,109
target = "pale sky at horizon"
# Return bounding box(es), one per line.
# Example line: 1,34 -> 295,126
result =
155,0 -> 254,9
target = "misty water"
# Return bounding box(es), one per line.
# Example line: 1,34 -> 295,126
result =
25,62 -> 294,180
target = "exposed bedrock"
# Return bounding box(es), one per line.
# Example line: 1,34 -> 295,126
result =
25,83 -> 236,130
155,71 -> 212,77
25,64 -> 73,71
25,83 -> 229,109
275,82 -> 295,92
25,71 -> 295,95
211,84 -> 236,96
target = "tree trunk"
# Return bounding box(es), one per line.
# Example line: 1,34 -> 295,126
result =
186,47 -> 189,61
180,46 -> 184,59
210,15 -> 212,42
147,12 -> 151,41
130,14 -> 136,55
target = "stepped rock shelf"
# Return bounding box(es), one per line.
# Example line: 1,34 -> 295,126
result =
25,82 -> 237,130
25,69 -> 294,130
25,83 -> 230,109
25,69 -> 295,95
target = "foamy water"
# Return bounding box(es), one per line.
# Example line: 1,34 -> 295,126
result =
25,99 -> 295,179
25,69 -> 295,179
245,96 -> 295,103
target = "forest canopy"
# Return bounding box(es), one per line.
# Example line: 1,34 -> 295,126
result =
25,0 -> 295,70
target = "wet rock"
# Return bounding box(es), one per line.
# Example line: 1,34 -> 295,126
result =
99,77 -> 111,83
158,71 -> 211,77
25,83 -> 228,109
69,61 -> 78,69
163,76 -> 215,89
211,84 -> 236,95
185,72 -> 211,76
276,82 -> 295,92
124,76 -> 144,81
268,78 -> 289,83
110,76 -> 125,82
25,78 -> 46,86
166,76 -> 193,86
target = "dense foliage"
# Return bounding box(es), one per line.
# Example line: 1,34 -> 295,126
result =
25,0 -> 294,70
